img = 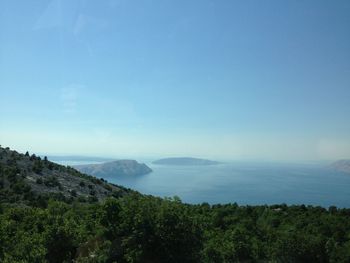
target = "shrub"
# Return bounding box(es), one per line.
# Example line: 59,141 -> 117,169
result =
36,178 -> 43,184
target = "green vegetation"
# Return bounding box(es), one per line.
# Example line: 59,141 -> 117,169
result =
0,146 -> 129,206
0,194 -> 350,262
1,146 -> 350,262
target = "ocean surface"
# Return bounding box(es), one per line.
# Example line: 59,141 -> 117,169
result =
56,159 -> 350,207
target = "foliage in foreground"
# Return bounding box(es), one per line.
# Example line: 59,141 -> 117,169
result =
1,193 -> 350,263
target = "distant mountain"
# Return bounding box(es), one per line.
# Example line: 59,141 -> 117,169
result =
74,160 -> 152,178
330,160 -> 350,173
153,157 -> 220,166
0,146 -> 129,205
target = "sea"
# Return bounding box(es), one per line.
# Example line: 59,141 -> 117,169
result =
53,158 -> 350,208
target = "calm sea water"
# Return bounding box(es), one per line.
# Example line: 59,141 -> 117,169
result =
57,160 -> 350,207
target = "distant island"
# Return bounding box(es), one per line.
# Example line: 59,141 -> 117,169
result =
330,159 -> 350,174
74,160 -> 152,177
48,155 -> 115,163
2,145 -> 350,262
153,157 -> 220,166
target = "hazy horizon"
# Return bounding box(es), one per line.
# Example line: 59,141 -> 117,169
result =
1,0 -> 350,161
11,148 -> 341,165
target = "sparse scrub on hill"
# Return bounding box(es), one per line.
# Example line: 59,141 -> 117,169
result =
1,146 -> 350,262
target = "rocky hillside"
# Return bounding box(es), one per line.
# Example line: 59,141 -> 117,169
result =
331,159 -> 350,173
74,160 -> 152,178
0,146 -> 129,205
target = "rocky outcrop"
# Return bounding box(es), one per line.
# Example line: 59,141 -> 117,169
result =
0,146 -> 129,203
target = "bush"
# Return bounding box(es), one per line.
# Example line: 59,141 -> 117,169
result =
44,176 -> 61,188
36,178 -> 43,184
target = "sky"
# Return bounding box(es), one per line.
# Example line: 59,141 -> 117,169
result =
1,0 -> 350,161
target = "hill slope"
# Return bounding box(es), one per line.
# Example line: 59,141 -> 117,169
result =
1,146 -> 350,262
0,146 -> 129,205
74,160 -> 152,178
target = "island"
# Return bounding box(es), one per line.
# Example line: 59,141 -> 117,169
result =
74,160 -> 152,178
2,145 -> 350,262
152,157 -> 220,166
330,159 -> 350,174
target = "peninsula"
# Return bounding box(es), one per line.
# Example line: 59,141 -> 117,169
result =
74,160 -> 152,178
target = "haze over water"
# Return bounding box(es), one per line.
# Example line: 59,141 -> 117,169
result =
58,159 -> 350,208
111,163 -> 350,207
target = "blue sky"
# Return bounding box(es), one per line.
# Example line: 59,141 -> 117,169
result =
1,0 -> 350,160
